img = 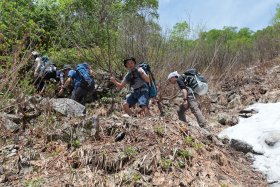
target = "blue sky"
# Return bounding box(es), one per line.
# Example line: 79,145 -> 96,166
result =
158,0 -> 279,31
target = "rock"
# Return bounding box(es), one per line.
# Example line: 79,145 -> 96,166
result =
227,95 -> 242,108
259,90 -> 280,103
239,113 -> 253,118
6,152 -> 17,157
227,93 -> 238,103
239,108 -> 259,114
0,144 -> 19,152
18,149 -> 40,175
230,139 -> 254,154
0,175 -> 6,183
217,113 -> 230,125
218,94 -> 228,105
0,166 -> 3,175
49,98 -> 86,117
217,113 -> 239,126
259,87 -> 268,94
239,108 -> 258,118
264,133 -> 280,146
115,132 -> 126,142
0,113 -> 22,123
0,115 -> 20,132
209,94 -> 219,103
47,115 -> 100,143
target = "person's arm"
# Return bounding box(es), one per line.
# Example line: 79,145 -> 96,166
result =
58,77 -> 72,96
110,75 -> 126,89
63,77 -> 72,88
59,72 -> 64,86
137,68 -> 150,83
182,89 -> 188,100
34,58 -> 42,77
176,76 -> 188,105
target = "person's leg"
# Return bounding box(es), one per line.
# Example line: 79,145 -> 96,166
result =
138,91 -> 151,116
71,87 -> 88,103
188,98 -> 207,127
123,102 -> 133,116
177,103 -> 188,122
124,93 -> 137,116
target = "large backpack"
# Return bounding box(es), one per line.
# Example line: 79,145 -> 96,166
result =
184,68 -> 208,95
40,56 -> 56,77
76,63 -> 94,90
137,62 -> 157,98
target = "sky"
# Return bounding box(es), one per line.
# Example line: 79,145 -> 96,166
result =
219,102 -> 280,186
158,0 -> 280,31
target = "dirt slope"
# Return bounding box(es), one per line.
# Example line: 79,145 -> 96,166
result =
2,57 -> 280,186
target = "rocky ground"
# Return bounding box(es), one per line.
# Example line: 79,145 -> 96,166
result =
1,58 -> 280,186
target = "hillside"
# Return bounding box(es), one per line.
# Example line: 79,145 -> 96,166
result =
2,57 -> 280,186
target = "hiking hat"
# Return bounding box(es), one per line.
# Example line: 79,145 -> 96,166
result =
31,51 -> 39,57
62,64 -> 72,70
167,71 -> 180,80
123,57 -> 136,67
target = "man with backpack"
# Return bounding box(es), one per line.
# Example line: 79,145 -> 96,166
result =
167,69 -> 208,128
32,52 -> 58,94
110,57 -> 151,116
58,62 -> 95,104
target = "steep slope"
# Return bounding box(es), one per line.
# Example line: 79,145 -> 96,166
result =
2,57 -> 280,186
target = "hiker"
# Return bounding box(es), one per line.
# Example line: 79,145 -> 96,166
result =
58,62 -> 95,104
55,64 -> 73,96
32,53 -> 61,94
31,51 -> 44,93
167,70 -> 208,128
110,57 -> 151,116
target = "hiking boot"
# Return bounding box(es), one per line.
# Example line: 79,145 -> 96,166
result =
177,110 -> 187,122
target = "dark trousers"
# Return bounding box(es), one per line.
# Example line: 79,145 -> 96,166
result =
71,86 -> 88,104
177,97 -> 207,127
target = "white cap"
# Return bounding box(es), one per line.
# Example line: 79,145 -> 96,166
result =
31,51 -> 39,56
167,71 -> 180,80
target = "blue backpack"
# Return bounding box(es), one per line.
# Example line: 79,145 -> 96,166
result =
76,63 -> 94,90
137,62 -> 157,98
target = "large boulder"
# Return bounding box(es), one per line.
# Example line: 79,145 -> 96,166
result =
264,133 -> 280,146
217,113 -> 239,126
230,139 -> 255,154
0,114 -> 20,132
47,98 -> 86,117
47,115 -> 100,143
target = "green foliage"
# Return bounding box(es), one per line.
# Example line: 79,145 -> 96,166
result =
153,124 -> 165,136
23,177 -> 43,187
160,158 -> 172,171
177,149 -> 192,159
123,147 -> 138,157
100,97 -> 113,104
220,184 -> 230,187
171,21 -> 190,40
193,142 -> 204,150
175,159 -> 186,168
184,136 -> 194,145
132,172 -> 142,182
71,139 -> 81,148
273,4 -> 280,24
